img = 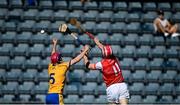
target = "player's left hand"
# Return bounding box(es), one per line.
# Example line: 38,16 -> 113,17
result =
83,45 -> 90,52
52,38 -> 58,45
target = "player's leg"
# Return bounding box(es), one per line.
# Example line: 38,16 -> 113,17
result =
59,94 -> 64,105
108,103 -> 116,105
107,83 -> 123,105
106,85 -> 117,104
119,98 -> 128,105
118,83 -> 130,105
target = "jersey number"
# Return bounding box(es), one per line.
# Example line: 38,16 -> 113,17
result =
49,73 -> 55,84
112,63 -> 121,76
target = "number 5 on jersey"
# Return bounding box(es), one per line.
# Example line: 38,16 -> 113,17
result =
49,73 -> 55,84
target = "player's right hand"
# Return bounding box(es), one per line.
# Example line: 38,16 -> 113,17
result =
52,38 -> 58,45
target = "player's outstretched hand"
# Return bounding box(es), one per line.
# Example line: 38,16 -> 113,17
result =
52,38 -> 58,45
84,45 -> 90,52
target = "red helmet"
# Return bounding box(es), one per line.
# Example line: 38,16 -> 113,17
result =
51,52 -> 62,64
102,45 -> 113,58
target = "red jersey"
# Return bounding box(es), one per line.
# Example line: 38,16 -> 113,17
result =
96,56 -> 124,87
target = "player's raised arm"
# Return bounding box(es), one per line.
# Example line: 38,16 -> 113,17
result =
93,37 -> 104,51
70,45 -> 89,66
83,55 -> 96,70
51,38 -> 58,55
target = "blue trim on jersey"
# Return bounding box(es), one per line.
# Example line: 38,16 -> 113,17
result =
46,93 -> 59,104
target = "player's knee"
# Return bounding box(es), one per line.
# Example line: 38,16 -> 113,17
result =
119,98 -> 128,105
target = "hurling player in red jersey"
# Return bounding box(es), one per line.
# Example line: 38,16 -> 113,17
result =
83,37 -> 129,105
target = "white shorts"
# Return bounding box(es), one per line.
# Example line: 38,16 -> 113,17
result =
106,83 -> 129,103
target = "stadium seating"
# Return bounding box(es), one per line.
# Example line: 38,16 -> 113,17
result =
122,45 -> 136,58
122,69 -> 131,81
0,56 -> 10,69
0,0 -> 8,8
144,83 -> 160,95
0,95 -> 14,103
22,69 -> 37,81
111,22 -> 125,34
33,82 -> 48,94
0,43 -> 13,56
12,44 -> 29,57
36,94 -> 46,103
143,95 -> 157,103
2,81 -> 18,94
54,0 -> 67,10
129,95 -> 142,103
24,57 -> 41,69
112,11 -> 127,22
136,46 -> 151,58
99,1 -> 112,11
0,0 -> 179,104
9,57 -> 25,69
82,21 -> 96,32
37,69 -> 48,81
39,0 -> 53,9
84,1 -> 98,10
81,82 -> 97,95
19,94 -> 30,103
107,33 -> 124,45
161,70 -> 177,82
127,12 -> 140,22
69,1 -> 83,10
65,84 -> 79,95
172,12 -> 180,22
159,83 -> 174,95
142,11 -> 157,22
83,10 -> 98,21
173,3 -> 180,11
64,95 -> 80,104
129,2 -> 142,11
38,10 -> 53,20
95,95 -> 107,103
139,34 -> 153,46
85,70 -> 100,82
8,9 -> 22,20
16,32 -> 32,43
95,22 -> 110,33
22,9 -> 38,20
98,11 -> 112,22
158,2 -> 171,11
131,70 -> 146,82
146,70 -> 162,82
0,69 -> 6,81
80,95 -> 95,103
1,32 -> 16,43
129,82 -> 144,94
113,2 -> 127,11
96,83 -> 106,95
68,10 -> 83,21
159,95 -> 173,103
120,58 -> 134,70
17,82 -> 34,94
